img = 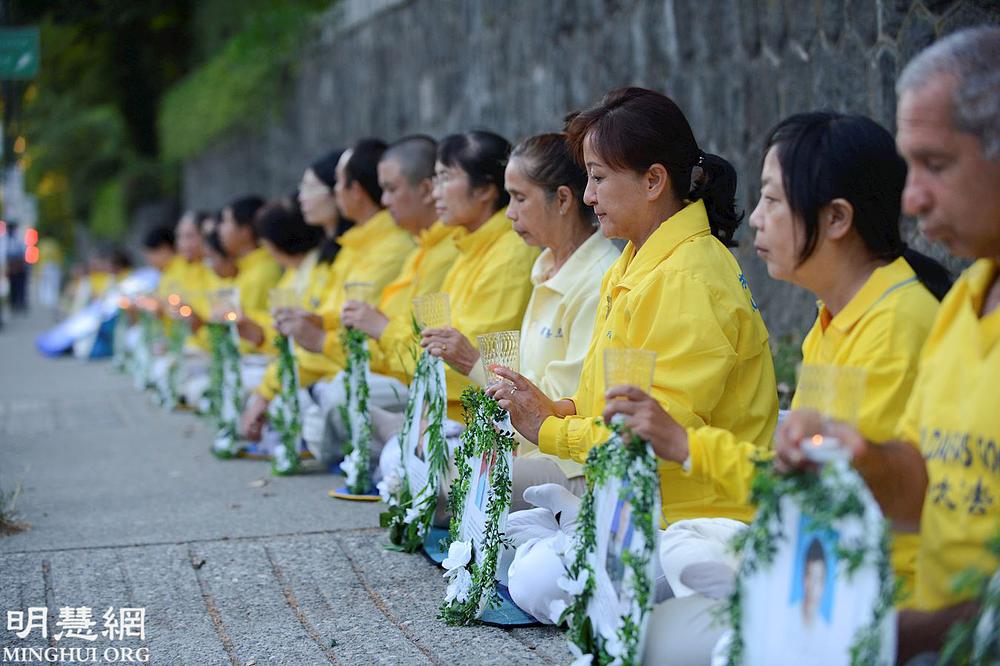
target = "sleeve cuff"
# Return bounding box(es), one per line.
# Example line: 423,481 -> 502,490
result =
538,415 -> 566,458
684,426 -> 706,480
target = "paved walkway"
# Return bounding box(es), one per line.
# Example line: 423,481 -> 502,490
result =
0,310 -> 566,665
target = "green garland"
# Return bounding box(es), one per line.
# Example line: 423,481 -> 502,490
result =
340,328 -> 373,494
380,348 -> 448,552
270,334 -> 301,476
133,310 -> 157,389
209,322 -> 243,459
112,307 -> 130,372
206,323 -> 226,421
155,318 -> 189,411
939,532 -> 1000,665
725,460 -> 895,666
438,387 -> 518,626
562,421 -> 660,665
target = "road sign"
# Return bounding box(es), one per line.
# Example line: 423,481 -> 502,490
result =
0,27 -> 40,79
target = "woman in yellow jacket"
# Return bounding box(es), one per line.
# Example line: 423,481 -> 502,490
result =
491,88 -> 777,524
491,88 -> 775,627
604,112 -> 954,663
410,130 -> 539,425
606,114 -> 952,603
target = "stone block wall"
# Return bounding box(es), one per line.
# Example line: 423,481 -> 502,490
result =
181,0 -> 999,338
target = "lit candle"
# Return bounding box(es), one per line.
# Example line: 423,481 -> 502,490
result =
801,433 -> 849,463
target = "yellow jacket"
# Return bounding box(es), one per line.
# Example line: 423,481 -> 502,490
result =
538,200 -> 777,525
686,257 -> 939,593
437,209 -> 538,420
317,210 -> 415,363
234,246 -> 283,326
897,259 -> 1000,611
258,212 -> 413,399
367,222 -> 463,383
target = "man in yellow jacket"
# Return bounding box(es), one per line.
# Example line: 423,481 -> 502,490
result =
780,27 -> 1000,662
306,135 -> 463,465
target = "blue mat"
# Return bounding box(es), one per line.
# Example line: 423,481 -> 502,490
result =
422,526 -> 450,565
480,584 -> 539,627
422,528 -> 539,626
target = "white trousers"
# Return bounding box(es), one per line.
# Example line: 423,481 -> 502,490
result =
307,371 -> 409,466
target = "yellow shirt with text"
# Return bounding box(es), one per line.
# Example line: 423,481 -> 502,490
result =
897,259 -> 1000,611
477,231 -> 619,478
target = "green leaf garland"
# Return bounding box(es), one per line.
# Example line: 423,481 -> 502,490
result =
380,349 -> 448,552
438,387 -> 518,626
270,334 -> 302,476
725,460 -> 895,666
340,328 -> 373,494
563,420 -> 660,665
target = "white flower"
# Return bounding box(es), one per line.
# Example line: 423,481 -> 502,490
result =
377,471 -> 402,503
442,539 -> 473,571
272,444 -> 292,472
341,449 -> 360,485
443,566 -> 472,604
404,504 -> 422,524
548,599 -> 568,624
557,569 -> 589,597
567,640 -> 593,666
604,625 -> 626,664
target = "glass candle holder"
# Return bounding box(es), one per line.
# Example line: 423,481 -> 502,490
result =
344,281 -> 377,305
412,292 -> 451,330
603,348 -> 656,396
477,330 -> 520,386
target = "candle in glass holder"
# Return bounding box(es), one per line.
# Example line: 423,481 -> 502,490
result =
801,433 -> 850,463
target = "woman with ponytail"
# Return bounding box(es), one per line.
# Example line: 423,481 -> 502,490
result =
487,87 -> 778,624
602,114 -> 950,651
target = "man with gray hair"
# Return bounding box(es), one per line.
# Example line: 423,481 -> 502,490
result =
778,25 -> 999,662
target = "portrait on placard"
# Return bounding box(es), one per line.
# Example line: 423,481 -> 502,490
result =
587,478 -> 650,642
739,497 -> 895,666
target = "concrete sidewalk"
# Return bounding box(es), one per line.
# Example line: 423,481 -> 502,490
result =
0,310 -> 566,665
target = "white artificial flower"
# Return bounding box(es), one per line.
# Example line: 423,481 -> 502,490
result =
557,569 -> 589,597
341,449 -> 360,485
604,625 -> 626,665
444,566 -> 472,604
403,504 -> 422,524
272,445 -> 291,472
567,640 -> 593,666
376,470 -> 402,504
442,539 -> 472,571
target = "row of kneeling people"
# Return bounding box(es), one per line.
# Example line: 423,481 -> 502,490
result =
115,26 -> 997,665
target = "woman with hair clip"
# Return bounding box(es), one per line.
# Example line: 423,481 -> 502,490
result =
487,87 -> 777,625
603,112 -> 951,663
